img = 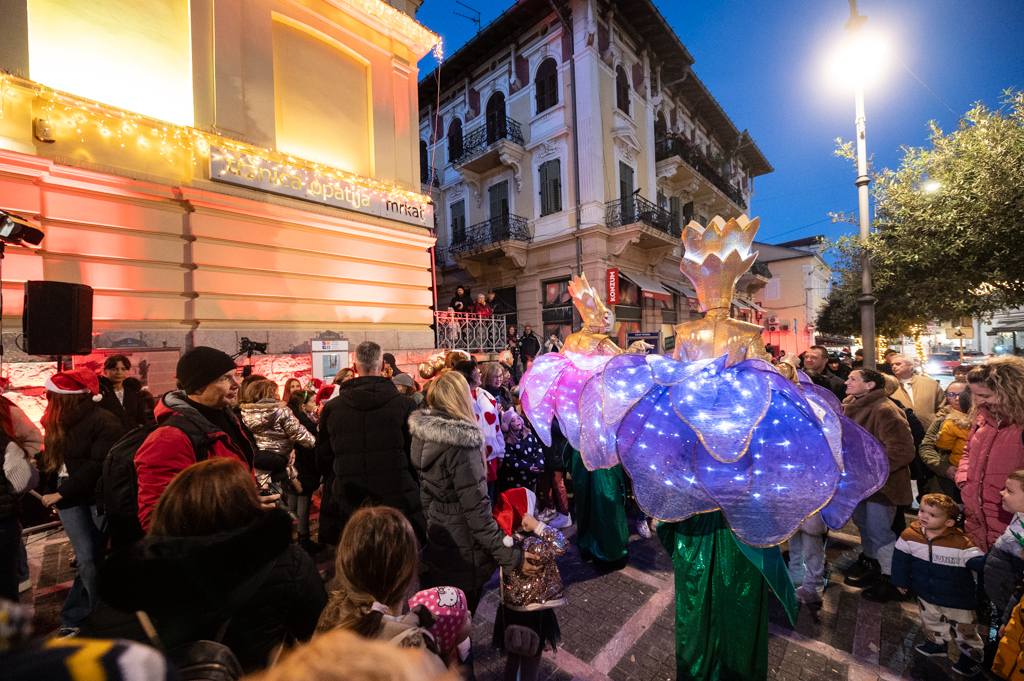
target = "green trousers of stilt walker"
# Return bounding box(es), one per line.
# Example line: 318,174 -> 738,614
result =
657,512 -> 797,681
565,447 -> 629,566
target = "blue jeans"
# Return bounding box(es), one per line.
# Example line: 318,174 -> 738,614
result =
56,498 -> 106,629
851,501 -> 897,575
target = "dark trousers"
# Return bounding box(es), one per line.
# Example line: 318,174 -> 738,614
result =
0,517 -> 21,601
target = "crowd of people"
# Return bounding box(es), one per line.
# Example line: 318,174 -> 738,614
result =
3,342 -> 1024,679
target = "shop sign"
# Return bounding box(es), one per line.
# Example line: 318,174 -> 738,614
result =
607,268 -> 619,304
209,146 -> 433,228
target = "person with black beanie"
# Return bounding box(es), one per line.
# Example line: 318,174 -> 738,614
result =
134,347 -> 276,531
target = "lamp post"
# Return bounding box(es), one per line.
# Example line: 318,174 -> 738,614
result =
845,0 -> 877,369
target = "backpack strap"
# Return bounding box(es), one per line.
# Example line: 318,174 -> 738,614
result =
161,414 -> 218,462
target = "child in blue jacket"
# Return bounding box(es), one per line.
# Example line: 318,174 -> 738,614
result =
892,493 -> 985,677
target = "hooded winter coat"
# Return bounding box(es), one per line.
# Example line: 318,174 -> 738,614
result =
315,376 -> 425,544
135,391 -> 256,530
96,508 -> 327,673
47,399 -> 125,510
842,389 -> 916,506
409,409 -> 523,596
955,409 -> 1024,551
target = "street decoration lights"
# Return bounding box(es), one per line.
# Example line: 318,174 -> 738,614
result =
831,1 -> 887,369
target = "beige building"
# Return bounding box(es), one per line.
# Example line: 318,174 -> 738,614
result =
418,0 -> 772,353
0,0 -> 438,362
752,237 -> 833,357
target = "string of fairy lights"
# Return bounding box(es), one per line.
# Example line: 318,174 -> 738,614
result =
0,57 -> 442,205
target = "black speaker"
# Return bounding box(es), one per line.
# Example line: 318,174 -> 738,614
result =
23,281 -> 94,356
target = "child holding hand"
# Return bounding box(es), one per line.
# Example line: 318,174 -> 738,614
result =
891,493 -> 985,677
492,487 -> 567,681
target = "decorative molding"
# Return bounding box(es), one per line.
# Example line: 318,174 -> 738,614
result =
496,141 -> 525,192
503,241 -> 529,269
610,233 -> 639,257
458,169 -> 483,207
535,140 -> 562,160
641,245 -> 677,269
448,183 -> 464,199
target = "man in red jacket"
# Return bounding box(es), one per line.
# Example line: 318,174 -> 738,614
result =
135,347 -> 266,529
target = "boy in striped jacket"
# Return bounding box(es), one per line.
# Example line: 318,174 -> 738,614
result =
891,493 -> 985,677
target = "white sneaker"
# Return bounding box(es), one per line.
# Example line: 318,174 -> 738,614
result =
548,513 -> 573,529
637,518 -> 652,538
538,508 -> 558,523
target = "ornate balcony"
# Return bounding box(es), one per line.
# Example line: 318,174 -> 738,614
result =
604,194 -> 681,266
434,311 -> 508,354
451,113 -> 526,191
420,167 -> 440,188
655,135 -> 748,212
447,213 -> 532,277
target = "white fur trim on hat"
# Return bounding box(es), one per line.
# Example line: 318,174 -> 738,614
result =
44,377 -> 90,394
503,535 -> 514,547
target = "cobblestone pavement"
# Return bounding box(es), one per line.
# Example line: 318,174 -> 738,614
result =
20,509 -> 999,680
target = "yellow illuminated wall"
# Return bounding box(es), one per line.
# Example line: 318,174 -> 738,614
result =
272,16 -> 372,177
27,0 -> 194,126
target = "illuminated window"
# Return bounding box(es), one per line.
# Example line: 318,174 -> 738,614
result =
542,278 -> 573,339
27,0 -> 194,126
272,17 -> 372,176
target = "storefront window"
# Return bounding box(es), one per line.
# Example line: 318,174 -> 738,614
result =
542,278 -> 573,341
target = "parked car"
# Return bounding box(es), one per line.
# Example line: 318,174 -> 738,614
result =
925,353 -> 959,375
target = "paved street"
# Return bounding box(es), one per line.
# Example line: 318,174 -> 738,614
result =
20,507 -> 998,680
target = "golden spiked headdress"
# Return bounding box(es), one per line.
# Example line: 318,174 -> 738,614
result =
568,273 -> 614,330
680,215 -> 760,313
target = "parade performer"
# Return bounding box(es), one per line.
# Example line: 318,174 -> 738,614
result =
521,274 -> 647,568
520,215 -> 891,679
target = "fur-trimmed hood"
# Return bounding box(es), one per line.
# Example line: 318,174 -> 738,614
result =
409,409 -> 483,470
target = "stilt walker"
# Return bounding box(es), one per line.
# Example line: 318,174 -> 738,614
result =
521,216 -> 890,680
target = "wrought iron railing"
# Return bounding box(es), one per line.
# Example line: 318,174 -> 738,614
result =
655,136 -> 748,210
452,113 -> 525,165
605,194 -> 681,237
434,311 -> 508,353
420,167 -> 440,187
449,213 -> 531,254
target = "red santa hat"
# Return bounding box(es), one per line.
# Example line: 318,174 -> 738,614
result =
493,487 -> 536,547
45,369 -> 102,402
315,384 -> 340,407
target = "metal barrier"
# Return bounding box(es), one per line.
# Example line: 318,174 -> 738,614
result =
434,311 -> 508,353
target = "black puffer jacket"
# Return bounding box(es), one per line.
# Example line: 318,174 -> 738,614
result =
97,376 -> 154,431
96,509 -> 326,673
315,376 -> 424,544
290,408 -> 321,494
49,400 -> 125,509
409,409 -> 522,595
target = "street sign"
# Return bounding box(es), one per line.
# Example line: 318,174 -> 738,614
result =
607,269 -> 619,304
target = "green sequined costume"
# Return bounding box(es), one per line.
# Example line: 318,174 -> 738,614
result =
658,512 -> 797,681
566,447 -> 629,568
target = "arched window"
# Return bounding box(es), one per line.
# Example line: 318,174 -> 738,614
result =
615,65 -> 630,114
419,140 -> 429,183
486,92 -> 507,144
448,118 -> 463,163
535,58 -> 558,113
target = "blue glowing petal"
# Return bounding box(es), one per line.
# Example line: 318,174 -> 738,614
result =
819,414 -> 889,530
694,394 -> 840,546
804,391 -> 844,471
578,374 -> 622,469
647,354 -> 717,386
599,354 -> 654,424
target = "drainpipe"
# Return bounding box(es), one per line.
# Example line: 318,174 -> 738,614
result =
545,0 -> 583,277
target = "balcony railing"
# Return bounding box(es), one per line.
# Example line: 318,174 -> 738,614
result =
655,136 -> 748,210
420,167 -> 440,187
449,213 -> 531,254
434,311 -> 508,353
452,113 -> 525,165
605,194 -> 681,237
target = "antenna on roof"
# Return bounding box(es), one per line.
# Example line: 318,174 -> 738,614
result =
453,0 -> 481,33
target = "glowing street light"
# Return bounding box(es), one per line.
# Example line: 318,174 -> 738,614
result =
834,0 -> 887,369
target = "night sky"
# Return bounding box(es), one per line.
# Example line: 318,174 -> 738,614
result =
415,0 -> 1024,244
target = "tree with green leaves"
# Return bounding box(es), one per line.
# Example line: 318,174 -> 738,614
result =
818,90 -> 1024,338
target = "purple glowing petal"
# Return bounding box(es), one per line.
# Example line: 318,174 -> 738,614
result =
578,375 -> 621,469
820,415 -> 890,530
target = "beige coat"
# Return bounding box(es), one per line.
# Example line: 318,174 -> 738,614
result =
891,374 -> 947,431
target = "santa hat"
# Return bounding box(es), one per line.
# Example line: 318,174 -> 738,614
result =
316,384 -> 339,407
45,369 -> 102,402
493,487 -> 536,547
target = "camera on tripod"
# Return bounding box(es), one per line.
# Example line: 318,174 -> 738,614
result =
239,337 -> 268,355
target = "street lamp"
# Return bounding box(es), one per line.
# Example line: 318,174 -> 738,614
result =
834,0 -> 886,369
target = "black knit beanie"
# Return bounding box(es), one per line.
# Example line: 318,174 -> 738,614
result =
176,347 -> 239,394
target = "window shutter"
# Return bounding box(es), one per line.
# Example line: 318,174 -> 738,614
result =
548,160 -> 562,214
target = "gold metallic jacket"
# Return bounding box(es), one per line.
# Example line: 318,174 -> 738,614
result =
499,525 -> 568,611
239,399 -> 316,457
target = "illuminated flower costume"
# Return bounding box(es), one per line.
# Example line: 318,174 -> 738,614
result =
521,274 -> 648,567
521,216 -> 889,680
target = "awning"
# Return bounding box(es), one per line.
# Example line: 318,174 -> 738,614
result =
663,281 -> 697,299
731,297 -> 752,311
748,300 -> 767,313
620,272 -> 672,302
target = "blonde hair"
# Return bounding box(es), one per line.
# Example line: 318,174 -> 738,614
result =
883,374 -> 900,397
427,371 -> 477,424
243,378 -> 279,403
968,356 -> 1024,425
243,629 -> 456,681
1007,470 -> 1024,485
480,362 -> 503,388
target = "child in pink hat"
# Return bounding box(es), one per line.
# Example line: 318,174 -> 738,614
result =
407,586 -> 472,668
